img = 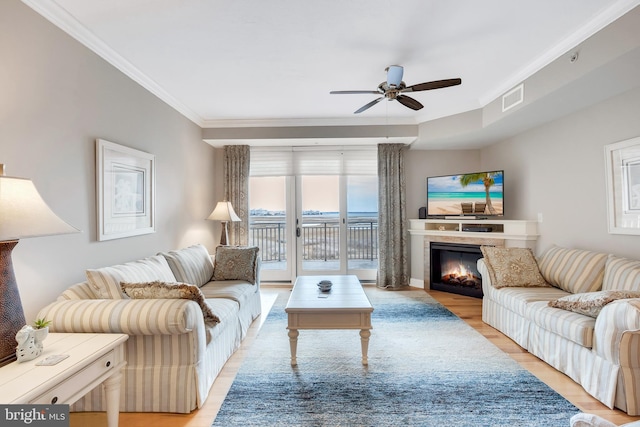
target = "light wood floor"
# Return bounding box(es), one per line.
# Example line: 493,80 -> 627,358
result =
71,285 -> 640,427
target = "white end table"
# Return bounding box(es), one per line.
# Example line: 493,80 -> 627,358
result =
0,333 -> 128,427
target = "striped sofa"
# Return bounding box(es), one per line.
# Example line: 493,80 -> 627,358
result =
478,245 -> 640,415
36,244 -> 261,413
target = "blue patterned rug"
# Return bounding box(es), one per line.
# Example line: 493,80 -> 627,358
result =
213,288 -> 579,426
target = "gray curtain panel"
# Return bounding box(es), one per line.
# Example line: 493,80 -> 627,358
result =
224,145 -> 250,246
377,143 -> 409,289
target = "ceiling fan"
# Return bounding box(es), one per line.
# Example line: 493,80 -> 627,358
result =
330,65 -> 461,114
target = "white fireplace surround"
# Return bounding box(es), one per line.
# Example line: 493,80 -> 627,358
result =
408,219 -> 539,289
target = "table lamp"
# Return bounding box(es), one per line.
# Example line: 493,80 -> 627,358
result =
0,165 -> 79,366
207,200 -> 241,245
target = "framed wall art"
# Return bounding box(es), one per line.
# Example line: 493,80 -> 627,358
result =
605,136 -> 640,235
96,139 -> 155,241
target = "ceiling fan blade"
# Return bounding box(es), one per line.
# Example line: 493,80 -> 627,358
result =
403,78 -> 462,92
386,65 -> 404,87
330,90 -> 380,95
354,97 -> 384,114
396,95 -> 423,111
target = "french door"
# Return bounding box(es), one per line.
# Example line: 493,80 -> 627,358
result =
296,175 -> 344,275
249,174 -> 378,282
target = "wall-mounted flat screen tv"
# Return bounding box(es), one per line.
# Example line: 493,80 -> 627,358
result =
426,170 -> 504,217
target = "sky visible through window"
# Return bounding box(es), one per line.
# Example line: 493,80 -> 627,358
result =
249,176 -> 378,214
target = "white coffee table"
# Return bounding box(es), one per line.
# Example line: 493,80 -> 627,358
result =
285,275 -> 373,365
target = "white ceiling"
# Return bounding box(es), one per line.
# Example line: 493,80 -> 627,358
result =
23,0 -> 640,135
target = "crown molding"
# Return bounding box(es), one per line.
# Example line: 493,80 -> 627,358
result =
478,0 -> 640,106
200,116 -> 418,128
21,0 -> 206,127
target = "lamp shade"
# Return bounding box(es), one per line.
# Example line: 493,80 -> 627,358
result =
0,176 -> 80,240
207,201 -> 241,222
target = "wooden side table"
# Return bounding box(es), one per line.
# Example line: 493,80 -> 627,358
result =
0,333 -> 128,427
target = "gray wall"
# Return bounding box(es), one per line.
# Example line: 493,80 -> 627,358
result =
479,86 -> 640,258
404,88 -> 640,284
405,86 -> 640,269
405,149 -> 481,219
1,1 -> 219,321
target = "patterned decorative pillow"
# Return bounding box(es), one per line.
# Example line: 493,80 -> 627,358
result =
602,255 -> 640,291
86,255 -> 177,299
120,281 -> 220,327
213,246 -> 260,283
548,290 -> 640,318
480,246 -> 550,289
537,245 -> 607,294
159,244 -> 214,287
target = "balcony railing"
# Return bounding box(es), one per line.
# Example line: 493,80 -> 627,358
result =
249,217 -> 378,264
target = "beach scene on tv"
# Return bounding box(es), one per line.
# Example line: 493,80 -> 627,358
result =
427,171 -> 504,216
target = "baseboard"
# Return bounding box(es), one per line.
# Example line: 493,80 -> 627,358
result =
409,278 -> 424,289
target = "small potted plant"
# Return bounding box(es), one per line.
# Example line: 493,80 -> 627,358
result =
32,318 -> 51,345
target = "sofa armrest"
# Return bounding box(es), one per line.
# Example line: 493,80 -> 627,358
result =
477,259 -> 492,292
37,298 -> 204,336
594,299 -> 640,367
254,257 -> 262,290
570,413 -> 619,427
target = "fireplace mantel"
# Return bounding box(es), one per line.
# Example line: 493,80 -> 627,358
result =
408,219 -> 539,289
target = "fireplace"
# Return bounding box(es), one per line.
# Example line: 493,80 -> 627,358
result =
430,242 -> 483,298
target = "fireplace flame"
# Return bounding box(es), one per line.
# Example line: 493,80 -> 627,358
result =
450,264 -> 472,278
441,262 -> 481,289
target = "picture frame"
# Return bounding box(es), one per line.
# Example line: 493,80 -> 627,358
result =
605,136 -> 640,235
96,139 -> 155,241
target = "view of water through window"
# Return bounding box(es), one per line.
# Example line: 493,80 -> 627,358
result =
249,176 -> 378,274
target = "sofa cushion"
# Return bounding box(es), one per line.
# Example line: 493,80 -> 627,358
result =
159,244 -> 214,287
205,298 -> 241,343
200,280 -> 257,308
212,246 -> 259,283
527,301 -> 596,348
480,246 -> 549,289
485,285 -> 570,316
86,255 -> 177,299
602,255 -> 640,291
548,290 -> 640,318
537,245 -> 607,294
120,281 -> 221,327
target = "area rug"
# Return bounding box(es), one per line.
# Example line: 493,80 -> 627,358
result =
213,288 -> 579,426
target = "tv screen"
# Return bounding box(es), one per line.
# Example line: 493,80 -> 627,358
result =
426,170 -> 504,217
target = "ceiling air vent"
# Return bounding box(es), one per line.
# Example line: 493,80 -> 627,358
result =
502,83 -> 524,112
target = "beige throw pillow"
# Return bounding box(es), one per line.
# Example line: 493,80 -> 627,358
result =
548,290 -> 640,318
213,246 -> 259,283
120,281 -> 220,327
480,246 -> 550,289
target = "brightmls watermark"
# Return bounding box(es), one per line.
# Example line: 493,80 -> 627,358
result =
1,405 -> 69,426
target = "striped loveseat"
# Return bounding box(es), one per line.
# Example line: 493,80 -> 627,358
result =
478,245 -> 640,415
36,244 -> 261,413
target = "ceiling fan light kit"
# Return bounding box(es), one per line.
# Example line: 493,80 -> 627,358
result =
331,65 -> 461,114
385,65 -> 404,87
